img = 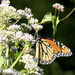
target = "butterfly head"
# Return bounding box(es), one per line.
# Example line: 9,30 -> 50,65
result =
35,33 -> 41,42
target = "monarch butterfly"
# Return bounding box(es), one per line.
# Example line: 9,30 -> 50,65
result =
35,37 -> 72,64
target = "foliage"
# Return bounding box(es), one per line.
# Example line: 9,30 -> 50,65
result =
0,0 -> 74,75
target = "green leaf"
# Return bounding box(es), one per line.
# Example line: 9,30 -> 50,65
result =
19,69 -> 27,75
51,16 -> 56,37
51,16 -> 56,22
34,61 -> 38,66
51,16 -> 56,29
14,52 -> 21,59
40,12 -> 52,24
51,16 -> 60,38
0,56 -> 4,67
56,16 -> 60,27
0,56 -> 6,67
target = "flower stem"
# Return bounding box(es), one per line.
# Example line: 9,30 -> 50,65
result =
6,47 -> 9,58
34,31 -> 38,38
55,8 -> 57,16
60,8 -> 75,21
14,19 -> 19,25
0,44 -> 3,56
6,47 -> 9,67
9,45 -> 26,69
58,10 -> 60,16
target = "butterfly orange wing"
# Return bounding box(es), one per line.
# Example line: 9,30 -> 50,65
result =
35,38 -> 72,64
42,38 -> 72,57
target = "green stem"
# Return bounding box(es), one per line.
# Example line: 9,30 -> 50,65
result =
9,45 -> 26,69
14,32 -> 17,48
14,19 -> 19,25
0,44 -> 3,56
6,47 -> 9,67
34,31 -> 38,38
38,23 -> 41,25
28,20 -> 30,26
60,8 -> 75,21
15,41 -> 18,53
26,69 -> 29,75
55,8 -> 57,16
53,25 -> 57,38
6,47 -> 9,58
58,10 -> 60,16
53,29 -> 56,38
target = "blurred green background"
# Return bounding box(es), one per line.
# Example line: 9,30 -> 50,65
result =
5,0 -> 75,75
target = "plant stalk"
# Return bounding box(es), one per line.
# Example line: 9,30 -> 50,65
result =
9,45 -> 26,69
60,8 -> 75,21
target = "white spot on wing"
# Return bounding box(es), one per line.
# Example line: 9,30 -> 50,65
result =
62,45 -> 65,48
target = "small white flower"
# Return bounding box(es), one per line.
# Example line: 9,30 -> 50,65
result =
52,3 -> 64,12
32,24 -> 43,31
29,18 -> 38,24
15,31 -> 23,41
3,69 -> 20,75
21,23 -> 32,30
21,33 -> 34,42
20,54 -> 44,75
29,18 -> 35,24
0,4 -> 17,23
17,9 -> 25,16
25,13 -> 33,19
21,54 -> 33,63
24,48 -> 32,53
1,0 -> 10,6
60,5 -> 64,12
0,30 -> 8,44
25,7 -> 31,14
6,31 -> 15,37
17,9 -> 26,19
34,72 -> 41,75
5,31 -> 15,42
8,24 -> 21,31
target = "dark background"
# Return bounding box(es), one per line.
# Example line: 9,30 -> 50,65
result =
4,0 -> 75,75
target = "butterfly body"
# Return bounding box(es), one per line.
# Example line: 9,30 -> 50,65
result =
35,38 -> 72,64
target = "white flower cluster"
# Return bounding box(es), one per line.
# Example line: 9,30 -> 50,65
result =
32,24 -> 43,31
0,29 -> 23,43
25,7 -> 33,19
0,30 -> 8,44
15,31 -> 23,41
52,3 -> 64,12
29,18 -> 43,31
0,28 -> 34,44
1,0 -> 10,6
6,31 -> 23,42
21,23 -> 32,30
8,24 -> 21,31
17,9 -> 26,19
5,31 -> 15,42
17,7 -> 33,19
17,6 -> 43,32
29,18 -> 38,24
3,69 -> 20,75
0,0 -> 44,75
0,0 -> 17,23
20,54 -> 44,75
21,33 -> 34,42
24,48 -> 32,53
25,7 -> 31,14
